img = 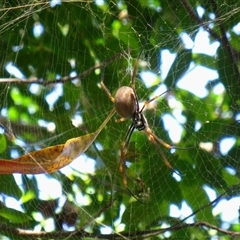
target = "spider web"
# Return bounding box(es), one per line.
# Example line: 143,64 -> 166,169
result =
0,0 -> 240,239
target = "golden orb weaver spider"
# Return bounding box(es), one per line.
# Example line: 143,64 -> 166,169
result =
100,48 -> 186,199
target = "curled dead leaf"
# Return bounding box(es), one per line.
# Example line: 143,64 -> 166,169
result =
0,109 -> 115,174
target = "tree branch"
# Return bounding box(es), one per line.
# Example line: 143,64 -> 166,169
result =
2,183 -> 240,239
180,0 -> 240,82
0,52 -> 124,86
0,220 -> 239,239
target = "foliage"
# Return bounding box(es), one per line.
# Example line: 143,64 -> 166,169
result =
0,0 -> 240,239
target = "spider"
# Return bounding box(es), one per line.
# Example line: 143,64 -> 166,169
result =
100,49 -> 185,199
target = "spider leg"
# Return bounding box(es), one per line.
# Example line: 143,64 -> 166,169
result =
151,131 -> 195,150
120,123 -> 135,188
130,48 -> 147,111
149,131 -> 174,149
130,56 -> 140,90
145,127 -> 182,176
140,89 -> 170,113
120,124 -> 148,203
115,117 -> 127,123
100,64 -> 115,103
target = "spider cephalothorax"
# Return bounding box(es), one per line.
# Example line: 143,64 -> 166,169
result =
132,112 -> 146,131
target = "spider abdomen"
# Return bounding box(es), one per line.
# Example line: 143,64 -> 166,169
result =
114,86 -> 137,119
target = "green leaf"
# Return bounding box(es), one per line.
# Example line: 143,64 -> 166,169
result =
0,205 -> 31,224
217,45 -> 240,98
0,134 -> 7,154
0,175 -> 22,198
165,49 -> 192,88
193,53 -> 217,70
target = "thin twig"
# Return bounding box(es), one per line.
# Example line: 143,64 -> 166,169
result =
0,220 -> 239,239
180,0 -> 220,40
208,0 -> 240,82
180,0 -> 240,83
0,52 -> 124,86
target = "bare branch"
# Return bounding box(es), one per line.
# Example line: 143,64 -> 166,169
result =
1,183 -> 240,239
0,52 -> 124,86
180,0 -> 240,84
0,220 -> 239,239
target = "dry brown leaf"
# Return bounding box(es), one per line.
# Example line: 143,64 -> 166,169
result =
0,109 -> 115,174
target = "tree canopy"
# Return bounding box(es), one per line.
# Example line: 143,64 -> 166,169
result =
1,0 -> 240,239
